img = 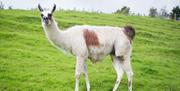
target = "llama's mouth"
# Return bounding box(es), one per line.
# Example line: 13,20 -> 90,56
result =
43,19 -> 51,25
44,20 -> 49,24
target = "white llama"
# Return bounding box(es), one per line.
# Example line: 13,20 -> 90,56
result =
38,4 -> 135,91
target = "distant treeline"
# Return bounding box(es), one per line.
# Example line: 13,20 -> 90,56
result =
114,6 -> 180,20
0,1 -> 179,20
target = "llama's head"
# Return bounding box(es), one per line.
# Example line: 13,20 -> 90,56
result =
38,4 -> 56,25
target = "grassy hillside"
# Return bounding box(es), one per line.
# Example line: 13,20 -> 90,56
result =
0,10 -> 180,91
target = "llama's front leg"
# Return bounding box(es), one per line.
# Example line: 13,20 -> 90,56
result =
121,56 -> 133,91
112,55 -> 124,91
75,56 -> 85,91
83,64 -> 90,91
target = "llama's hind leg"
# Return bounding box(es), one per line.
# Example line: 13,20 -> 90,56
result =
121,56 -> 133,91
114,41 -> 128,57
112,55 -> 124,91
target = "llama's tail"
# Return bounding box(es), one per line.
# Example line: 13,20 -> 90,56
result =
123,26 -> 135,41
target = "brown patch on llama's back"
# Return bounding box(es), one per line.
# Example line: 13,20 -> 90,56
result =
83,29 -> 99,47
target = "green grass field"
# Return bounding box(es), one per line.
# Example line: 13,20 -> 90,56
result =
0,10 -> 180,91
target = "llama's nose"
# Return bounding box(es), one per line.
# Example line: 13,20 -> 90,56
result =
43,17 -> 48,20
43,17 -> 49,24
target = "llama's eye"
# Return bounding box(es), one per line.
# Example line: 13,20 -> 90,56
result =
48,14 -> 52,17
41,14 -> 43,17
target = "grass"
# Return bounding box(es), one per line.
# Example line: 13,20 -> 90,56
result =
0,9 -> 180,91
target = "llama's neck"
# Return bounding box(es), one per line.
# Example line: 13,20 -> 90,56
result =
42,18 -> 70,51
42,18 -> 62,38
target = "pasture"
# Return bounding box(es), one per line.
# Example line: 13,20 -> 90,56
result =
0,10 -> 180,91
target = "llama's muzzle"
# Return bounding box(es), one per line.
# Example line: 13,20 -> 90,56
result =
43,17 -> 49,25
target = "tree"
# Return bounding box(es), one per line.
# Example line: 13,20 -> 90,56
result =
0,1 -> 4,9
170,6 -> 180,20
114,6 -> 130,15
149,7 -> 158,17
8,6 -> 13,10
158,6 -> 169,18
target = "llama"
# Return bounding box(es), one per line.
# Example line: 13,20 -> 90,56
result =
38,4 -> 135,91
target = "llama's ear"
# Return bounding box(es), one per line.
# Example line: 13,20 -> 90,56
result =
52,4 -> 56,13
38,4 -> 43,12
